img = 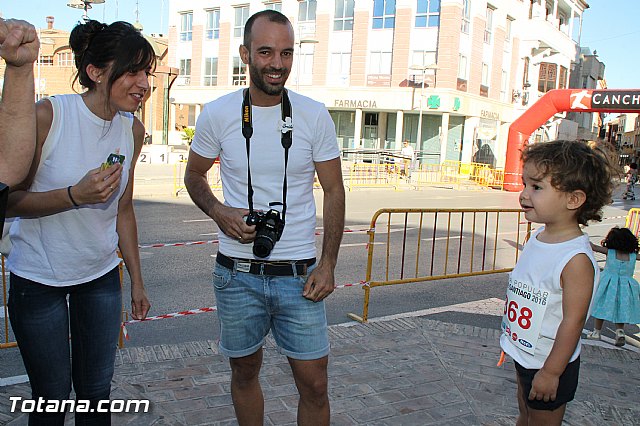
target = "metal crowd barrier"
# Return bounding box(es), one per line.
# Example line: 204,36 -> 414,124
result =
173,160 -> 222,196
411,162 -> 463,189
347,163 -> 400,190
1,256 -> 13,349
347,208 -> 532,323
625,208 -> 640,237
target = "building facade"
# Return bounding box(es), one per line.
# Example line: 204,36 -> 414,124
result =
143,1 -> 589,166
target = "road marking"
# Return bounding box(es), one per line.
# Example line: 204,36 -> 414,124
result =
338,297 -> 505,327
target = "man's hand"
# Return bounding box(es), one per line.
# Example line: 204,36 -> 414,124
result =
0,18 -> 39,67
211,203 -> 256,243
302,261 -> 335,302
529,368 -> 559,403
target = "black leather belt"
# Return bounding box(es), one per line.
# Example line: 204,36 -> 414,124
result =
216,252 -> 315,276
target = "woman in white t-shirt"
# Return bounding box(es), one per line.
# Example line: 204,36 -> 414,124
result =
6,20 -> 152,424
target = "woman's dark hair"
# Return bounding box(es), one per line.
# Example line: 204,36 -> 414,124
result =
603,227 -> 639,253
70,20 -> 156,103
521,140 -> 614,226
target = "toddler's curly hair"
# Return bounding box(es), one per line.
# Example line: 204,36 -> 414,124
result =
521,140 -> 614,226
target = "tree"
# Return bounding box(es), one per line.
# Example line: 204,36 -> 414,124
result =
181,127 -> 195,145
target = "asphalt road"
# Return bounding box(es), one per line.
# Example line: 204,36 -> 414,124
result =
1,185 -> 636,381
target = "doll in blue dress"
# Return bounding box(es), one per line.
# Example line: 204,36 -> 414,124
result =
587,227 -> 640,346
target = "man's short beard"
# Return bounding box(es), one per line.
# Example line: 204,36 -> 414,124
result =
249,62 -> 285,96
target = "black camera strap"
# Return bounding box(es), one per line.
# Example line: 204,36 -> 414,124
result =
241,88 -> 292,223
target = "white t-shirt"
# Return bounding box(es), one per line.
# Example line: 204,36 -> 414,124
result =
500,227 -> 598,369
401,144 -> 414,160
8,94 -> 133,286
191,89 -> 340,260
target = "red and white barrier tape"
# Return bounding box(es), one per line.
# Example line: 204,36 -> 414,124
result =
138,228 -> 373,249
121,281 -> 369,340
139,240 -> 219,249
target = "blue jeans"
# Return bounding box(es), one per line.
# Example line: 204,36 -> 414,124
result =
8,267 -> 121,426
213,262 -> 330,360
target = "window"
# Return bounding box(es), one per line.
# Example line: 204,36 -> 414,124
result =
500,70 -> 508,102
179,12 -> 193,42
330,52 -> 351,85
373,0 -> 396,29
538,62 -> 557,92
411,50 -> 436,67
410,50 -> 436,84
506,17 -> 513,42
57,51 -> 73,67
264,1 -> 281,11
369,51 -> 392,74
481,63 -> 489,86
233,56 -> 247,85
38,55 -> 53,66
204,57 -> 218,86
416,0 -> 440,28
298,0 -> 317,22
296,51 -> 315,86
461,0 -> 470,34
558,65 -> 567,89
458,54 -> 468,79
234,5 -> 250,38
205,9 -> 220,39
523,56 -> 530,87
334,0 -> 354,31
178,59 -> 191,85
484,6 -> 493,44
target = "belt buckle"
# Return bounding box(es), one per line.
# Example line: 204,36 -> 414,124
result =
237,261 -> 251,273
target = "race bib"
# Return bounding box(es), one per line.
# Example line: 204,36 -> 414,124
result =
501,274 -> 549,355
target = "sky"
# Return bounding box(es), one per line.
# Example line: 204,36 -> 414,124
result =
0,0 -> 168,35
0,0 -> 638,89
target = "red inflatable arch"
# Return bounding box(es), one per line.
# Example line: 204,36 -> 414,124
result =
504,89 -> 640,192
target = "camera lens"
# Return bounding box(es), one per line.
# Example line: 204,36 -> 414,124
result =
253,236 -> 275,258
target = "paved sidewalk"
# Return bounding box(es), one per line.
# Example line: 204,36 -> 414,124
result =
2,316 -> 639,425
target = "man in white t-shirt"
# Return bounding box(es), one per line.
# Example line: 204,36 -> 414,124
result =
184,10 -> 344,425
401,140 -> 415,178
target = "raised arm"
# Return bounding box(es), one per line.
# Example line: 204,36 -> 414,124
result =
302,157 -> 345,302
0,18 -> 39,187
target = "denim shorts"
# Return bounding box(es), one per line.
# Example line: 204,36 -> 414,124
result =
212,261 -> 330,360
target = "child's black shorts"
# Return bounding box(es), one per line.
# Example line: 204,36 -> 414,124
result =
514,356 -> 580,411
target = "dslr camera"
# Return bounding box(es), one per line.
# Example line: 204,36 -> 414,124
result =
245,209 -> 285,258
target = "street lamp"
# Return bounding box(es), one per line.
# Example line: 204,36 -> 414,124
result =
295,38 -> 318,91
67,0 -> 106,22
409,63 -> 438,154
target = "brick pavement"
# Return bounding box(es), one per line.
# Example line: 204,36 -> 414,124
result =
2,316 -> 639,425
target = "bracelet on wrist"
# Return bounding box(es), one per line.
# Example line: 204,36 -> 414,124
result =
67,186 -> 79,207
